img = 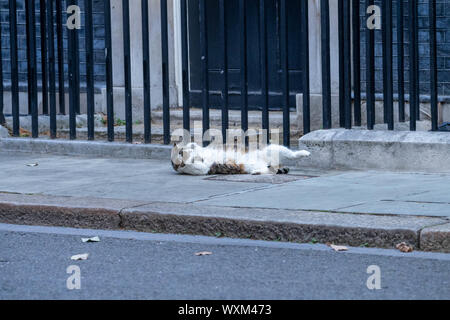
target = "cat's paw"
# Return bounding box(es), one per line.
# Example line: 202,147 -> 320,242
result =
276,168 -> 290,175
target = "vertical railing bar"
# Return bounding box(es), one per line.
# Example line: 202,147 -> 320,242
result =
74,5 -> 80,116
321,0 -> 332,129
220,0 -> 229,143
67,1 -> 80,116
385,0 -> 394,130
259,0 -> 269,139
429,0 -> 438,131
56,0 -> 65,115
180,0 -> 190,134
26,0 -> 39,137
280,0 -> 290,147
301,0 -> 310,135
381,0 -> 387,123
397,0 -> 405,122
161,0 -> 171,145
142,0 -> 152,143
338,0 -> 345,128
343,0 -> 352,129
239,0 -> 248,140
67,0 -> 78,139
408,0 -> 417,131
40,0 -> 49,115
352,0 -> 361,127
9,0 -> 20,136
26,0 -> 31,115
85,0 -> 95,140
414,0 -> 420,120
0,15 -> 4,125
366,0 -> 375,130
48,0 -> 57,138
122,0 -> 132,143
104,0 -> 114,141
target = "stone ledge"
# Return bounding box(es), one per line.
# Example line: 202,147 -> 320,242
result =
0,125 -> 9,138
298,129 -> 450,173
0,137 -> 172,160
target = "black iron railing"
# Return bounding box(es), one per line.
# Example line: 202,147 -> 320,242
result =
0,0 -> 445,148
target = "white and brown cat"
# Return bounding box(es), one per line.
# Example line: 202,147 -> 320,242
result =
171,142 -> 310,176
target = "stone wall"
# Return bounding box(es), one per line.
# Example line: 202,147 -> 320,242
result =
0,0 -> 106,89
358,0 -> 450,98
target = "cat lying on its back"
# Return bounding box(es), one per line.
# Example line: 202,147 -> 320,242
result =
171,142 -> 310,176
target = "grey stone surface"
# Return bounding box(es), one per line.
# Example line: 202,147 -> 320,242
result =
296,94 -> 341,132
0,194 -> 125,230
0,192 -> 445,249
0,138 -> 171,160
4,115 -> 104,134
204,174 -> 314,184
373,120 -> 431,132
200,171 -> 450,218
120,202 -> 446,249
0,152 -> 448,217
1,90 -> 104,116
0,125 -> 9,138
336,201 -> 450,218
421,223 -> 450,253
0,152 -> 449,250
443,103 -> 450,123
299,129 -> 450,173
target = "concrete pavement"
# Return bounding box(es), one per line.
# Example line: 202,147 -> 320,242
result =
0,223 -> 449,300
0,151 -> 449,251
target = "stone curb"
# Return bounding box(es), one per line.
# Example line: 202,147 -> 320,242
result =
420,223 -> 450,253
0,193 -> 448,252
0,137 -> 171,160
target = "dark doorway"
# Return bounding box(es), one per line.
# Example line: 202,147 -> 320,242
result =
188,0 -> 304,110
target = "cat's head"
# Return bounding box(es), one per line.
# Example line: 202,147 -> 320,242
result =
171,143 -> 184,171
171,143 -> 204,172
171,143 -> 195,170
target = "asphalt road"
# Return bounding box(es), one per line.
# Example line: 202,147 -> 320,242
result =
0,223 -> 449,300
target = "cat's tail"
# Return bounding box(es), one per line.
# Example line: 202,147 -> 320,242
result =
266,144 -> 311,161
290,150 -> 311,159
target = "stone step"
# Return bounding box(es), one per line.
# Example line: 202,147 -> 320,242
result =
56,124 -> 302,145
151,108 -> 299,129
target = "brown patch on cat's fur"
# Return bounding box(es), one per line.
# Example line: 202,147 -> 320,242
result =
208,162 -> 246,175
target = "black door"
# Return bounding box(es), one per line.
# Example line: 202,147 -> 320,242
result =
188,0 -> 303,110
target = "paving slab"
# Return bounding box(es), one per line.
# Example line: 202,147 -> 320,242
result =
400,190 -> 450,204
0,152 -> 271,202
199,172 -> 450,218
336,201 -> 450,218
1,152 -> 450,218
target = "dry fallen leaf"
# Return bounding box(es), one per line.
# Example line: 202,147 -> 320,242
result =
19,127 -> 32,137
195,251 -> 212,256
82,236 -> 100,243
71,253 -> 89,261
26,163 -> 39,167
396,242 -> 413,253
327,243 -> 348,252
